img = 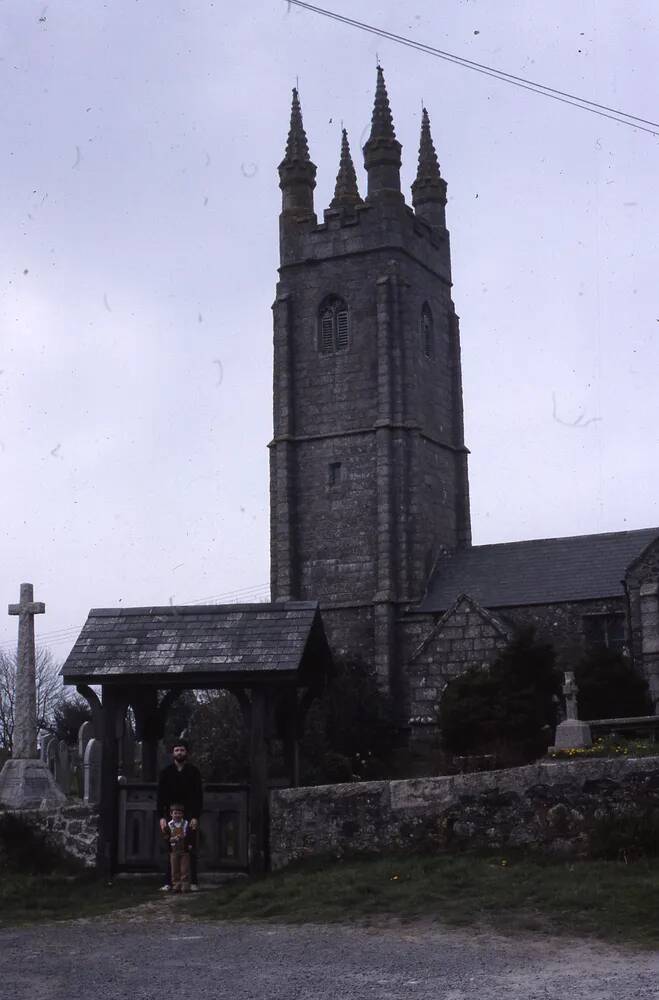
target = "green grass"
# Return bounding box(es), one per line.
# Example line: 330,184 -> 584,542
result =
2,852 -> 659,947
547,735 -> 659,760
0,811 -> 158,926
0,873 -> 158,927
181,852 -> 659,947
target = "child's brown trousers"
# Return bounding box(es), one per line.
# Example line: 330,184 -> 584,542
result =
170,850 -> 190,893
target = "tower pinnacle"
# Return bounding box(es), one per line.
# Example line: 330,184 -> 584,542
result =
368,65 -> 397,143
329,129 -> 363,211
411,107 -> 447,227
363,66 -> 402,202
278,87 -> 317,219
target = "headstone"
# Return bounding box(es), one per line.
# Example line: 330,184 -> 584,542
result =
552,671 -> 592,751
120,720 -> 137,778
84,738 -> 102,805
0,583 -> 66,809
40,733 -> 56,766
46,736 -> 58,775
55,739 -> 72,795
78,720 -> 94,761
563,671 -> 579,721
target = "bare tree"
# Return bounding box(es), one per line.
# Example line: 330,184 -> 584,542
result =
0,647 -> 63,755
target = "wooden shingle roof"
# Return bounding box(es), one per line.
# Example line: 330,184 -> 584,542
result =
417,527 -> 659,613
61,601 -> 331,686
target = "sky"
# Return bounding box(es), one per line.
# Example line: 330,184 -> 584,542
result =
1,0 -> 657,664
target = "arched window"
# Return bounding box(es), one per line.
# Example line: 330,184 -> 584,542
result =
319,296 -> 350,355
421,304 -> 433,358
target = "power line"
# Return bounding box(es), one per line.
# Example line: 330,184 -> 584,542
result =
286,1 -> 659,137
0,581 -> 272,651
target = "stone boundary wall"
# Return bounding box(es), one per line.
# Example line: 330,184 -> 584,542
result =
16,805 -> 99,867
270,756 -> 659,869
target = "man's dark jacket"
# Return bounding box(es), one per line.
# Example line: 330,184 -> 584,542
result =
157,763 -> 203,820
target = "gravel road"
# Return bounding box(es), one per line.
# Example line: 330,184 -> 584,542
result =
1,904 -> 658,999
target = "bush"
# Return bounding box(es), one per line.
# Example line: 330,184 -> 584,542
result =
300,658 -> 397,783
157,661 -> 398,786
575,647 -> 652,720
48,694 -> 92,746
590,809 -> 659,861
187,692 -> 250,783
439,628 -> 560,762
0,813 -> 79,875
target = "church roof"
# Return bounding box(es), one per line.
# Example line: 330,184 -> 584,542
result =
418,527 -> 659,613
61,602 -> 331,686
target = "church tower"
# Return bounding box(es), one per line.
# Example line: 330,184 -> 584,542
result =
269,70 -> 471,706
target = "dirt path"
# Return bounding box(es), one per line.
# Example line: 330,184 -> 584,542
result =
1,905 -> 658,999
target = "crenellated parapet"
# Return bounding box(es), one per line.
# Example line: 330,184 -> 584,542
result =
278,68 -> 452,282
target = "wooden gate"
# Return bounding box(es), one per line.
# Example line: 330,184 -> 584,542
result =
117,782 -> 249,872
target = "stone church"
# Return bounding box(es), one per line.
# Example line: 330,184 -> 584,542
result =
269,67 -> 659,745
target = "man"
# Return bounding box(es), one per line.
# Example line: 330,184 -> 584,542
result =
157,740 -> 203,891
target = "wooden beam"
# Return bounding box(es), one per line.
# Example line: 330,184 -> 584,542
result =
248,686 -> 268,874
97,686 -> 128,879
281,689 -> 300,787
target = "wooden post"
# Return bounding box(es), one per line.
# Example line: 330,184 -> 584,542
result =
248,686 -> 268,874
282,690 -> 300,787
97,686 -> 125,880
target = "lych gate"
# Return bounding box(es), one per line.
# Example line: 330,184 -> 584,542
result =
61,601 -> 332,875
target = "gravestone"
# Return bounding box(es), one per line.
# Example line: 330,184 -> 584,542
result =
0,584 -> 66,808
84,738 -> 102,805
40,733 -> 57,768
46,736 -> 58,776
78,720 -> 94,761
55,739 -> 72,795
552,671 -> 592,750
120,720 -> 137,778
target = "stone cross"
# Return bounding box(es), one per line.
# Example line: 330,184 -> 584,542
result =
562,670 -> 579,721
8,583 -> 45,759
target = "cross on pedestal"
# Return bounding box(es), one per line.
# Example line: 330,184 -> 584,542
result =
8,583 -> 45,759
562,670 -> 579,722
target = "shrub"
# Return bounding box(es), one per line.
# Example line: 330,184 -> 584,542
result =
300,658 -> 397,783
0,813 -> 80,875
575,647 -> 652,720
186,691 -> 250,783
439,628 -> 560,761
48,694 -> 92,746
590,809 -> 659,861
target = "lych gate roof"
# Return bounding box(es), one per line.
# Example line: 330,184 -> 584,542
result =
61,601 -> 330,686
418,527 -> 659,613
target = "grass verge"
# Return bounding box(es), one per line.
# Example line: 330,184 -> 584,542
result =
2,852 -> 659,947
181,852 -> 659,948
0,873 -> 157,928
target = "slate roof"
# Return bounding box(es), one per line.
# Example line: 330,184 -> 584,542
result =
417,527 -> 659,613
61,602 -> 330,685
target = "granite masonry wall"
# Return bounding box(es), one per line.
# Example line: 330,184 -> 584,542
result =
626,537 -> 659,704
403,594 -> 640,746
269,756 -> 659,869
16,804 -> 99,867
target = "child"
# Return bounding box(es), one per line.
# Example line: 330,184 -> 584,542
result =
163,803 -> 192,893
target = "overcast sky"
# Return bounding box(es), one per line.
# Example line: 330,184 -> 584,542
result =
1,1 -> 657,663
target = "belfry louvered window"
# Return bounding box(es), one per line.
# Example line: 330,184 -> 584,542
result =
319,297 -> 350,355
421,303 -> 433,358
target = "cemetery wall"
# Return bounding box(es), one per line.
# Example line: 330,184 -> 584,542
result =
20,805 -> 99,867
269,755 -> 659,869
